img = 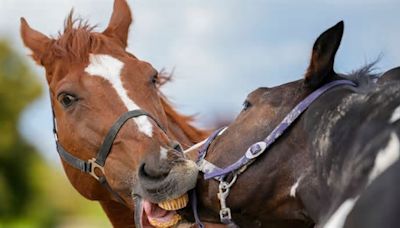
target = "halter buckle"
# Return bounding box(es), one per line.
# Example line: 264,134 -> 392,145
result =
245,141 -> 267,159
88,158 -> 105,181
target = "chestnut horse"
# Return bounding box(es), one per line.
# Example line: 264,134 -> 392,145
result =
181,22 -> 400,227
20,0 -> 210,227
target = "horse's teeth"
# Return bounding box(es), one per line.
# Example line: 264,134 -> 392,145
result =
148,214 -> 181,228
158,193 -> 189,211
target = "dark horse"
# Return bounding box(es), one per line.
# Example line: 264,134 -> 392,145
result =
177,22 -> 400,227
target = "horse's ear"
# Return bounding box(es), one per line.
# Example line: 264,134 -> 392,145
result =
103,0 -> 132,49
304,21 -> 344,88
20,17 -> 52,65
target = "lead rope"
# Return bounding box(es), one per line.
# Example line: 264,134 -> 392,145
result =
190,189 -> 204,228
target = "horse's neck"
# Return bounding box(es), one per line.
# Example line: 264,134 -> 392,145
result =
297,87 -> 399,225
296,120 -> 353,224
100,200 -> 135,228
297,147 -> 366,226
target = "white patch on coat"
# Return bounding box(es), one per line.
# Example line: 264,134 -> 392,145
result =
290,175 -> 303,198
316,94 -> 361,158
389,105 -> 400,123
368,132 -> 400,184
324,198 -> 358,228
85,54 -> 153,137
160,147 -> 168,160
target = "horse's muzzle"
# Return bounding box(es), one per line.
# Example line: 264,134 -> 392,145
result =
137,155 -> 198,203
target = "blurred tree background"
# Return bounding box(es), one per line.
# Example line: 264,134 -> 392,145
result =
0,40 -> 109,227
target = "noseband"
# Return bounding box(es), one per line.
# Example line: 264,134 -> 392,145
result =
193,79 -> 358,227
52,108 -> 166,205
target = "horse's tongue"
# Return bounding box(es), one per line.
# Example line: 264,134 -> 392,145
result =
143,200 -> 181,228
143,200 -> 169,218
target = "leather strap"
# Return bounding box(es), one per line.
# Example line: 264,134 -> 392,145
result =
96,110 -> 164,166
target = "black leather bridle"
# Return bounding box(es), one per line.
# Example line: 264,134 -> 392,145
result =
52,108 -> 166,205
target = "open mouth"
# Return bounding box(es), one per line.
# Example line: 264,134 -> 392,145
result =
138,193 -> 189,227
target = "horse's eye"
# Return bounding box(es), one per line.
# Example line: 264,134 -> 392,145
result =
58,93 -> 77,108
151,73 -> 158,85
242,100 -> 252,111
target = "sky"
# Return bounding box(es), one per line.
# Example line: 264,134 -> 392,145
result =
0,0 -> 399,164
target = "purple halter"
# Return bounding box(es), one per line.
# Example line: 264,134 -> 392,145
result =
193,79 -> 357,226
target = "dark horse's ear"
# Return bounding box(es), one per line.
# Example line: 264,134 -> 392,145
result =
304,21 -> 344,89
103,0 -> 132,49
20,17 -> 52,66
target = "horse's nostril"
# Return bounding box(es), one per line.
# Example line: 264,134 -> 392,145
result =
170,140 -> 183,153
139,163 -> 169,180
139,163 -> 148,177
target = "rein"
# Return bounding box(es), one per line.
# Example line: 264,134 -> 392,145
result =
194,79 -> 357,226
51,107 -> 166,206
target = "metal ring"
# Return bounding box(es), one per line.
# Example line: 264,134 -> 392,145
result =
88,158 -> 105,181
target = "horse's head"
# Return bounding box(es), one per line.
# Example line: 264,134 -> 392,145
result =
21,0 -> 200,226
191,22 -> 345,226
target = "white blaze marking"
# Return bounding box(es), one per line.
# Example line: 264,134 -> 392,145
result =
160,147 -> 168,160
290,175 -> 303,197
324,198 -> 358,228
389,105 -> 400,123
368,132 -> 400,184
85,54 -> 153,137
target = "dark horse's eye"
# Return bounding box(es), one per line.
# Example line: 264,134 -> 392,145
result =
242,100 -> 252,111
58,93 -> 77,108
151,73 -> 158,85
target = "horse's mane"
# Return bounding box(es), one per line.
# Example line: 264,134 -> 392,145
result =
46,11 -> 103,63
340,61 -> 380,89
156,71 -> 210,145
